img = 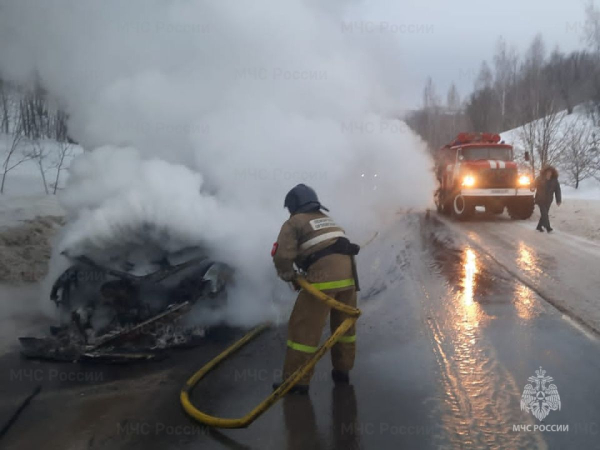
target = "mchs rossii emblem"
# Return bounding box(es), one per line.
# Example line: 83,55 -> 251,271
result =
520,366 -> 561,421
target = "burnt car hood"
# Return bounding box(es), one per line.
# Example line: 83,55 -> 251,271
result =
21,247 -> 232,362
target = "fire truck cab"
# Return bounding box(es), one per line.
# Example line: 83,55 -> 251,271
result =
434,132 -> 535,220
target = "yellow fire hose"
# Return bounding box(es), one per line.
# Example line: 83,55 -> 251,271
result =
180,276 -> 361,429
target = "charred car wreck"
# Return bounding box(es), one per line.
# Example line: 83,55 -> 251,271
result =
20,248 -> 232,362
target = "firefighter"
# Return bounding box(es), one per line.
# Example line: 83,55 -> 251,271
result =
272,184 -> 360,394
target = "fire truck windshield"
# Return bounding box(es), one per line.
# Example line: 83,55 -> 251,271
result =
461,146 -> 512,161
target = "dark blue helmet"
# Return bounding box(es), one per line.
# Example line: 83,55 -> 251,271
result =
284,184 -> 329,214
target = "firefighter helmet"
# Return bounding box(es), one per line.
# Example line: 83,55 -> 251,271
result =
284,184 -> 329,214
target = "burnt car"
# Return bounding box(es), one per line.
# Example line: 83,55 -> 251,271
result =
20,247 -> 232,362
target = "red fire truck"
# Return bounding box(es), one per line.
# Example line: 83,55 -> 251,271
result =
434,132 -> 535,220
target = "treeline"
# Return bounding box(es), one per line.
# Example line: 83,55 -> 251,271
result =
0,76 -> 75,194
406,2 -> 600,187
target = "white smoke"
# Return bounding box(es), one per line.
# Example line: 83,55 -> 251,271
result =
0,0 -> 435,326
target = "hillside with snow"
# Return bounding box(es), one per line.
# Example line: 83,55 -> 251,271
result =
500,105 -> 600,194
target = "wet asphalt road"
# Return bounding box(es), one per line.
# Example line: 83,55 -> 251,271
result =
1,212 -> 600,449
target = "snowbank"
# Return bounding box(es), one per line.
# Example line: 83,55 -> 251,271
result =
545,198 -> 600,243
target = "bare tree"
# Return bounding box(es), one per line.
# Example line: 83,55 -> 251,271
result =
407,24 -> 600,153
518,34 -> 549,124
560,119 -> 599,188
422,77 -> 442,149
20,80 -> 49,140
525,34 -> 546,72
493,37 -> 519,129
26,139 -> 50,194
444,83 -> 461,135
51,140 -> 73,194
518,102 -> 566,175
582,2 -> 600,125
475,61 -> 494,91
1,113 -> 30,194
0,78 -> 10,134
514,34 -> 568,175
51,109 -> 73,194
423,77 -> 440,109
518,116 -> 538,174
584,0 -> 600,56
447,83 -> 460,112
466,61 -> 503,132
546,49 -> 593,115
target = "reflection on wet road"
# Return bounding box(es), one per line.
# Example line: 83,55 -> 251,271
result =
516,242 -> 550,284
281,385 -> 361,450
513,282 -> 539,321
463,248 -> 478,307
428,215 -> 600,450
421,226 -> 544,449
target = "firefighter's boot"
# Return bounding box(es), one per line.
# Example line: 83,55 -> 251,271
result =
331,369 -> 350,385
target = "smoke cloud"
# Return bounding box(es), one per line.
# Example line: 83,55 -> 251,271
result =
0,0 -> 435,326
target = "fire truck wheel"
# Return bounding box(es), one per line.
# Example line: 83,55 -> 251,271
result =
507,198 -> 535,220
453,194 -> 474,220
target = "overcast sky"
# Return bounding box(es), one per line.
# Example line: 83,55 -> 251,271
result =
353,0 -> 587,108
0,0 -> 587,113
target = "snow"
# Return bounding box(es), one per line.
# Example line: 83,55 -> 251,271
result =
500,104 -> 593,155
545,198 -> 600,243
500,106 -> 589,149
561,178 -> 600,200
0,133 -> 83,196
0,194 -> 63,229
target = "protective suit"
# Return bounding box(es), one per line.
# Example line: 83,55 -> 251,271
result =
273,184 -> 359,389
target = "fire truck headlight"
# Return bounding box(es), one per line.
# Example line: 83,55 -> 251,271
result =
462,175 -> 476,187
518,175 -> 531,186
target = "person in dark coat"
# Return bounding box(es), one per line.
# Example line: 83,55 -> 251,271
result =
534,166 -> 562,233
